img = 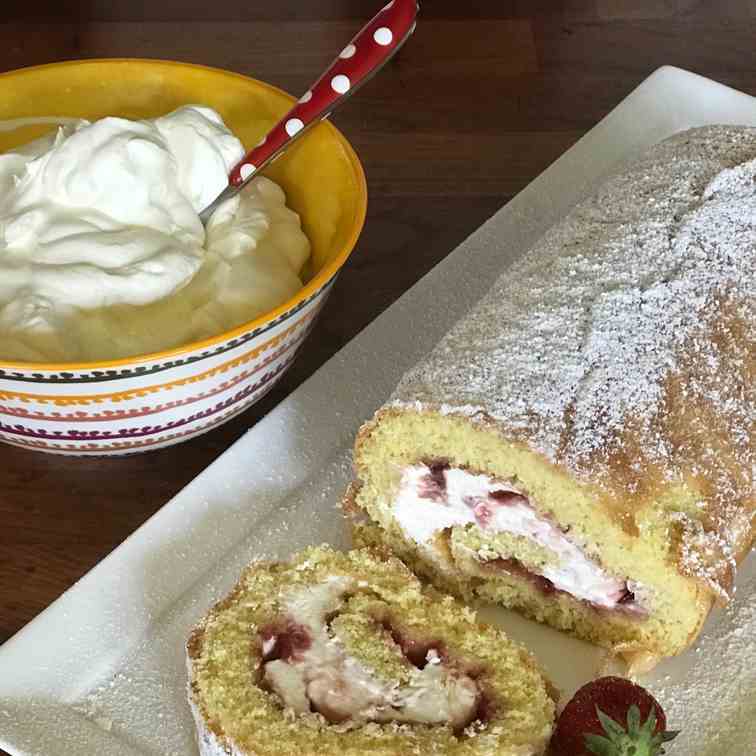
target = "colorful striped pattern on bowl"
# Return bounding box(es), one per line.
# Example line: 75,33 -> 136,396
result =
0,281 -> 333,455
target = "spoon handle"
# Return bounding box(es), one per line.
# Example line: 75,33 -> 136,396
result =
228,0 -> 418,189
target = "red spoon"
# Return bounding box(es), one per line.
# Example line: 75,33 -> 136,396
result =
199,0 -> 419,223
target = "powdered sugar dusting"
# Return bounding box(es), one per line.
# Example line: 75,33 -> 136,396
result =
646,557 -> 756,754
391,126 -> 755,596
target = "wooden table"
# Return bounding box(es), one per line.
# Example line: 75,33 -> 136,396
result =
1,0 -> 755,715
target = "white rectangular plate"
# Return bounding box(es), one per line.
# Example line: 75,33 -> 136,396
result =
1,66 -> 754,756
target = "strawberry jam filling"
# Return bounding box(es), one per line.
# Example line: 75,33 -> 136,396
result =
393,462 -> 644,614
258,576 -> 483,730
260,620 -> 312,662
381,623 -> 496,730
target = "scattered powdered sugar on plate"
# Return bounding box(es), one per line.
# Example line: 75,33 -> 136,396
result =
392,125 -> 755,597
64,448 -> 355,756
645,555 -> 756,754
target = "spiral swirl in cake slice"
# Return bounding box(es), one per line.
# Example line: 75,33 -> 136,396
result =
186,546 -> 555,756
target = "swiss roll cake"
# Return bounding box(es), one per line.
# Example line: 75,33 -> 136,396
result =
186,546 -> 555,756
349,126 -> 755,668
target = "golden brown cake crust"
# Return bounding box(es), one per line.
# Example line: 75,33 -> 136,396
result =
375,126 -> 755,599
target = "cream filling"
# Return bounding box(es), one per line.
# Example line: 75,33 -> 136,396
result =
261,577 -> 479,729
394,465 -> 642,611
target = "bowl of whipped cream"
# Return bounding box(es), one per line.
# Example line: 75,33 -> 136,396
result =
0,59 -> 366,454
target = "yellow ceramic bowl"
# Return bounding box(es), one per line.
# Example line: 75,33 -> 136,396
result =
0,59 -> 366,455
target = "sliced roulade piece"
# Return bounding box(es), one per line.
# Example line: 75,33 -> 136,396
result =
348,125 -> 755,670
186,545 -> 555,756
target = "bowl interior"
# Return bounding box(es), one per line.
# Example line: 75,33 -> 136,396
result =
0,58 -> 365,291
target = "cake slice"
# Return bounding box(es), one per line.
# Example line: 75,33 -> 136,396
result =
348,125 -> 755,670
186,546 -> 555,756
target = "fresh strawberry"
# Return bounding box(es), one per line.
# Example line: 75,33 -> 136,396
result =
549,676 -> 679,756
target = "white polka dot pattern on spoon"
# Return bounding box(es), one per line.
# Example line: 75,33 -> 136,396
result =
255,134 -> 266,146
285,118 -> 304,136
226,0 -> 416,199
331,74 -> 350,94
374,27 -> 393,46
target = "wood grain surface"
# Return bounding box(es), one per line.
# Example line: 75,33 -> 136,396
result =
1,0 -> 755,735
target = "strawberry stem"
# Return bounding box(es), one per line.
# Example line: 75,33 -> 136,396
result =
586,705 -> 679,756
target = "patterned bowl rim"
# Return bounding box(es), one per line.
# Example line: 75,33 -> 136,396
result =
0,58 -> 368,373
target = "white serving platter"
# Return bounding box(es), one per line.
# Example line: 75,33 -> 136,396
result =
0,65 -> 754,756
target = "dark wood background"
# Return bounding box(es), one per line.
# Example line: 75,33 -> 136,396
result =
1,0 -> 755,722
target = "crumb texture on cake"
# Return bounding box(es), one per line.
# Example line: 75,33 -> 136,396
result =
351,126 -> 755,664
186,546 -> 555,756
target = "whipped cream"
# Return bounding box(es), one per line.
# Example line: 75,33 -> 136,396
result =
394,464 -> 641,610
261,577 -> 479,729
0,106 -> 310,362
